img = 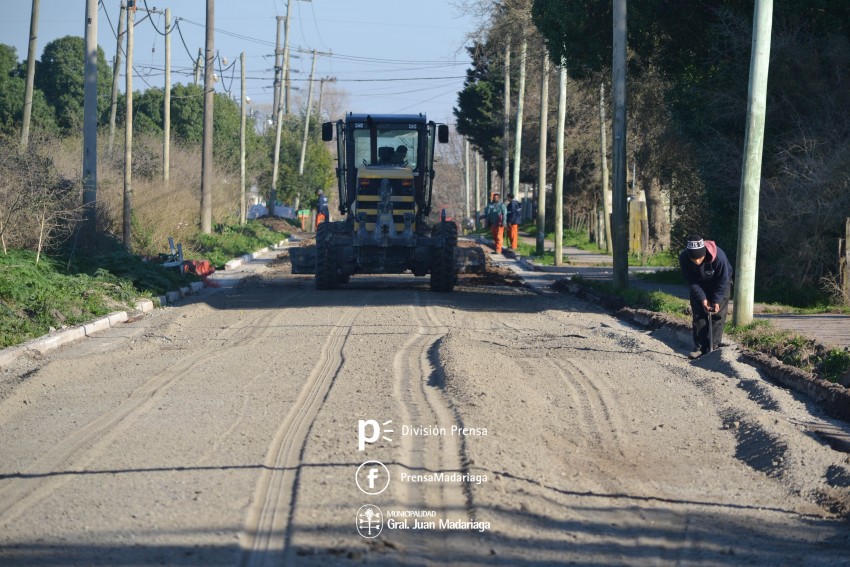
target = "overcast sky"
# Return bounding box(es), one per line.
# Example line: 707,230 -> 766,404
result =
0,0 -> 479,125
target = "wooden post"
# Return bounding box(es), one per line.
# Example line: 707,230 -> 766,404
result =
843,218 -> 850,304
21,0 -> 40,148
123,5 -> 135,248
163,7 -> 171,184
554,64 -> 567,267
536,50 -> 549,256
612,0 -> 629,289
733,0 -> 773,325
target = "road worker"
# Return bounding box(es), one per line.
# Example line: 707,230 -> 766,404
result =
316,189 -> 330,225
483,192 -> 507,254
679,234 -> 733,359
504,192 -> 521,251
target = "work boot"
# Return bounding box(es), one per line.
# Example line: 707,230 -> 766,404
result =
688,348 -> 706,360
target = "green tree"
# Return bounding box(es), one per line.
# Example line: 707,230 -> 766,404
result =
0,44 -> 56,136
254,112 -> 333,206
35,36 -> 112,132
454,43 -> 504,169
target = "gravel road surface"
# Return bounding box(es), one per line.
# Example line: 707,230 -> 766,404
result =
1,247 -> 849,566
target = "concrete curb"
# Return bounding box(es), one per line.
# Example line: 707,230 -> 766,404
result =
556,278 -> 850,424
0,240 -> 287,370
224,239 -> 288,270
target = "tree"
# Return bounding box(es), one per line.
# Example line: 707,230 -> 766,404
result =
35,36 -> 111,132
254,112 -> 333,207
454,42 -> 504,168
0,44 -> 56,136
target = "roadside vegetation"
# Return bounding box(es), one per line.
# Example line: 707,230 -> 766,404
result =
569,277 -> 850,384
0,33 -> 325,351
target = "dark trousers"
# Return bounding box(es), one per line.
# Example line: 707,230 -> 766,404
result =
690,295 -> 728,352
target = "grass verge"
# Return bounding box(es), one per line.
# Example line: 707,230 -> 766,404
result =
568,276 -> 850,384
189,220 -> 290,268
0,247 -> 168,348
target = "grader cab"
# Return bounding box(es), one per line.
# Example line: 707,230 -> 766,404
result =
295,113 -> 457,292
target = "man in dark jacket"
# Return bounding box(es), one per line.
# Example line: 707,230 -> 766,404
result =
679,235 -> 733,359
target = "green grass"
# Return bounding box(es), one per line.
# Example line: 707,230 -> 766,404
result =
727,319 -> 850,382
190,221 -> 289,268
573,276 -> 690,320
0,248 -> 155,348
515,241 -> 557,265
568,275 -> 850,383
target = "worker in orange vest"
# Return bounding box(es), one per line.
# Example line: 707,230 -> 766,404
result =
483,192 -> 507,254
316,189 -> 330,226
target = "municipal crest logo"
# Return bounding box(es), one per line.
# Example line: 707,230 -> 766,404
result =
356,505 -> 384,539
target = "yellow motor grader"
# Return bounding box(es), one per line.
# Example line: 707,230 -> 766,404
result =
292,113 -> 457,292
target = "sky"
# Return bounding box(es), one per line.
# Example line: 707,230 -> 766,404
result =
0,0 -> 481,126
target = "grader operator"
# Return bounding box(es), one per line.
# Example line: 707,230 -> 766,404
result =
292,113 -> 457,292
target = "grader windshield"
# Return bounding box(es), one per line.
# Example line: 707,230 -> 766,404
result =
353,127 -> 418,168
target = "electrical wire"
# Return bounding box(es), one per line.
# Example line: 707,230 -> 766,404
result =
142,0 -> 174,36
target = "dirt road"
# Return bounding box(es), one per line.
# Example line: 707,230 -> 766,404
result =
1,247 -> 849,566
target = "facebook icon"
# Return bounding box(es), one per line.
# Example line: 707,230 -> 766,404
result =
356,460 -> 390,495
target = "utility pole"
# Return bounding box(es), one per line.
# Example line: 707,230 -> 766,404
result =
123,3 -> 135,248
240,51 -> 247,225
20,0 -> 40,148
511,37 -> 527,200
600,81 -> 613,253
298,49 -> 317,176
194,47 -> 202,85
554,63 -> 567,267
317,76 -> 335,121
82,0 -> 98,231
536,50 -> 549,256
200,0 -> 214,234
464,140 -> 470,223
502,41 -> 511,197
272,16 -> 283,123
474,151 -> 481,229
282,0 -> 294,115
163,7 -> 171,184
734,0 -> 773,325
612,0 -> 629,289
108,2 -> 125,159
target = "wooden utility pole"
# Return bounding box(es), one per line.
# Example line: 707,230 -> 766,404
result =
734,0 -> 773,325
163,7 -> 171,184
123,4 -> 135,248
600,81 -> 613,253
612,0 -> 629,289
298,49 -> 318,176
511,38 -> 527,201
20,0 -> 40,148
272,16 -> 284,122
317,77 -> 335,121
194,48 -> 202,85
107,2 -> 125,159
502,41 -> 511,197
536,50 -> 549,256
270,91 -> 284,216
282,0 -> 294,115
200,0 -> 215,234
474,151 -> 481,229
82,0 -> 98,231
240,51 -> 247,225
464,140 -> 470,223
843,218 -> 850,304
554,63 -> 567,267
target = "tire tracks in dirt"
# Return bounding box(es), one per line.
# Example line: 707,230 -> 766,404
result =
238,302 -> 362,567
0,300 -> 292,529
388,292 -> 472,559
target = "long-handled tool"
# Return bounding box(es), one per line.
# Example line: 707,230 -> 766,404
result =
707,307 -> 714,352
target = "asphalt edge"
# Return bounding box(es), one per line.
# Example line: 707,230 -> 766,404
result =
0,238 -> 289,370
554,278 -> 850,424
